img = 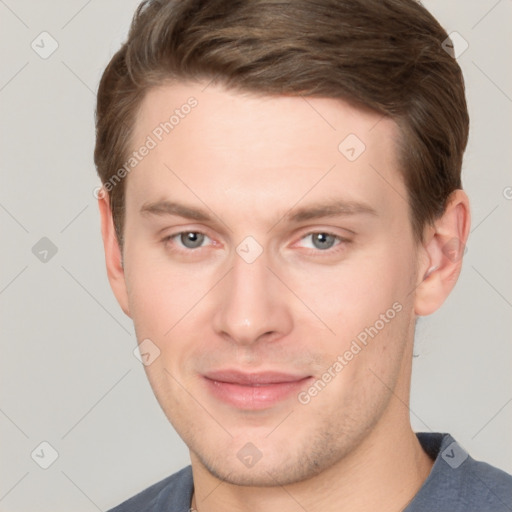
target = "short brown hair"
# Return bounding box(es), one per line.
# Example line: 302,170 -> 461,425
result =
94,0 -> 469,246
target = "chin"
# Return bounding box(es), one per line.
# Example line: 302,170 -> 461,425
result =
194,445 -> 332,487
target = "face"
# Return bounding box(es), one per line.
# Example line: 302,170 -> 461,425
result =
115,82 -> 423,485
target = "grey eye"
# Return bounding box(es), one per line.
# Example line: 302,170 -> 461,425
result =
311,233 -> 337,250
179,232 -> 206,249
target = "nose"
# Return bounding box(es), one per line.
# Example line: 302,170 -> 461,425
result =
212,249 -> 293,346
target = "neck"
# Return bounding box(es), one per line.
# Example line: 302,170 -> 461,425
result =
190,413 -> 433,512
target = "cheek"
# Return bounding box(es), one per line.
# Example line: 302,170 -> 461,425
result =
124,249 -> 219,383
126,272 -> 173,338
124,247 -> 204,337
304,298 -> 413,421
295,247 -> 413,334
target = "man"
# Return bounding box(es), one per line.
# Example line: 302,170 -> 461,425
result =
94,0 -> 512,510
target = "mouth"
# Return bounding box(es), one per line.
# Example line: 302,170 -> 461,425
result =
202,370 -> 313,410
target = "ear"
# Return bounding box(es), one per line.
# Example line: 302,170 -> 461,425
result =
98,190 -> 131,317
414,189 -> 471,317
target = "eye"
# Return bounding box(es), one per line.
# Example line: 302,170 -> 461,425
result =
166,231 -> 211,250
298,232 -> 343,251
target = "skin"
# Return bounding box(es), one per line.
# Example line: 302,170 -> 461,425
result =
99,81 -> 470,512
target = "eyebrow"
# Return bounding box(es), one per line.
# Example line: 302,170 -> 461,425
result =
287,200 -> 377,222
140,198 -> 377,224
141,200 -> 211,221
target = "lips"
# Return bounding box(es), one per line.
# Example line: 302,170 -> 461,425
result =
202,369 -> 312,409
204,369 -> 309,385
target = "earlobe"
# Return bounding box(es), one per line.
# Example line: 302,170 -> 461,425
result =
98,191 -> 131,317
414,189 -> 471,317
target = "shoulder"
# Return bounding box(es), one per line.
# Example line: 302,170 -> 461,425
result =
107,465 -> 193,512
409,433 -> 512,512
458,455 -> 512,510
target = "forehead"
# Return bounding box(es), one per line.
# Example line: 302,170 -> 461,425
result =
127,81 -> 407,226
134,81 -> 398,159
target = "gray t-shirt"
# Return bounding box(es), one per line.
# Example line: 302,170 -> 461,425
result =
108,433 -> 512,511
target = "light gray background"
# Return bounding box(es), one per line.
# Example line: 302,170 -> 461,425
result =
1,1 -> 511,510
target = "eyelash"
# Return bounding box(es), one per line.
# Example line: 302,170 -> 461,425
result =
294,232 -> 347,254
161,230 -> 350,256
162,232 -> 216,252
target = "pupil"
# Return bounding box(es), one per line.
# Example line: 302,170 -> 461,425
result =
314,233 -> 334,249
181,232 -> 204,248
